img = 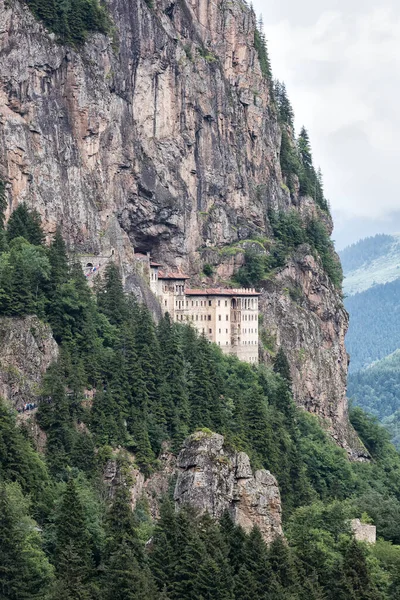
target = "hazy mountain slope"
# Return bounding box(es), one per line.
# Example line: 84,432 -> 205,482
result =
345,278 -> 400,373
348,350 -> 400,448
341,233 -> 400,296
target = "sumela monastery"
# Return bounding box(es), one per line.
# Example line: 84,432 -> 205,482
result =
83,251 -> 260,364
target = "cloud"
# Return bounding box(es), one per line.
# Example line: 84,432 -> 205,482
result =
252,0 -> 400,241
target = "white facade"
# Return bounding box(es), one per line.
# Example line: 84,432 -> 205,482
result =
149,262 -> 259,363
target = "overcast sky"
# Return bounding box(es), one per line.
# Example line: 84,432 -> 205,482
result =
253,0 -> 400,249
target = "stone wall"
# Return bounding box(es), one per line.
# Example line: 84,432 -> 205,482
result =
351,519 -> 376,544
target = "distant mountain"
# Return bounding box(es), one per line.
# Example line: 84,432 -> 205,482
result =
340,233 -> 400,296
345,278 -> 400,372
348,350 -> 400,448
343,234 -> 400,446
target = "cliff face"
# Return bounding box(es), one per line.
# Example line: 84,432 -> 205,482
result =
0,0 -> 357,452
174,431 -> 282,543
259,246 -> 366,458
0,315 -> 58,408
0,0 -> 285,267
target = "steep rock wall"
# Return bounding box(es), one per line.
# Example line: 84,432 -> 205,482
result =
259,245 -> 366,458
0,0 -> 358,452
0,315 -> 58,407
174,431 -> 282,543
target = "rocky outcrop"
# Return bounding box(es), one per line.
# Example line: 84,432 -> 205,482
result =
0,315 -> 58,408
259,245 -> 367,459
174,431 -> 282,543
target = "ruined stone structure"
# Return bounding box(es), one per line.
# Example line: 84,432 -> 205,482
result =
351,519 -> 376,544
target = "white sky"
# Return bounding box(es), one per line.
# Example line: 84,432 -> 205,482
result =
253,0 -> 400,248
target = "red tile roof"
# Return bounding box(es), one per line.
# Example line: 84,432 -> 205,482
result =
186,288 -> 260,296
158,271 -> 190,280
150,261 -> 162,267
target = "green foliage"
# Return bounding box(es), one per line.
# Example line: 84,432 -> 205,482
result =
234,210 -> 342,288
345,279 -> 400,373
0,482 -> 55,599
1,217 -> 400,595
7,203 -> 45,246
348,350 -> 400,447
24,0 -> 110,46
274,80 -> 294,128
254,26 -> 272,80
203,263 -> 213,277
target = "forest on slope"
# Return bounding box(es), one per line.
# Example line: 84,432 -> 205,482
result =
348,351 -> 400,449
341,234 -> 400,449
2,205 -> 400,598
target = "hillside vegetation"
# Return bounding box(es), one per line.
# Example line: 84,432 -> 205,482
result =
2,207 -> 400,598
342,233 -> 400,448
345,278 -> 400,373
348,350 -> 400,449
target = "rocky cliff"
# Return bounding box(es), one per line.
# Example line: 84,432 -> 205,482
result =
0,0 -> 357,453
0,315 -> 58,408
174,431 -> 282,543
104,432 -> 283,543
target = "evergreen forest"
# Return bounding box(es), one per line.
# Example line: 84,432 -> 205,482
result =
345,279 -> 400,373
1,206 -> 400,598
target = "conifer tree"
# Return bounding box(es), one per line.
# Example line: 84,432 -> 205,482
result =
0,484 -> 54,599
97,263 -> 127,325
273,347 -> 292,386
54,478 -> 94,599
157,315 -> 189,446
6,203 -> 45,246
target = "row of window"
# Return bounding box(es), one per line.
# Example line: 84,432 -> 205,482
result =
172,296 -> 258,309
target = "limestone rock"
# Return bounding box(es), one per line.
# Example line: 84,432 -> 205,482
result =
174,431 -> 283,543
259,245 -> 368,460
0,316 -> 58,408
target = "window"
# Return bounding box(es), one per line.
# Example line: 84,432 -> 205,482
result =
226,341 -> 228,345
225,301 -> 228,307
192,315 -> 194,321
209,329 -> 212,334
196,301 -> 198,307
192,301 -> 194,307
209,300 -> 212,306
218,315 -> 221,321
196,315 -> 198,321
201,301 -> 203,307
218,341 -> 220,345
226,315 -> 229,321
208,315 -> 211,321
202,328 -> 205,333
218,300 -> 220,306
164,300 -> 167,306
219,328 -> 221,334
226,329 -> 228,333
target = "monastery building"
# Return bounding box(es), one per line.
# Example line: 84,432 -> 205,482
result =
149,260 -> 259,364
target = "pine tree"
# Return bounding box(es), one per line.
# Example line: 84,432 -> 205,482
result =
54,478 -> 94,599
157,315 -> 189,447
273,347 -> 292,386
0,484 -> 54,599
6,203 -> 45,246
97,263 -> 127,325
103,542 -> 157,600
